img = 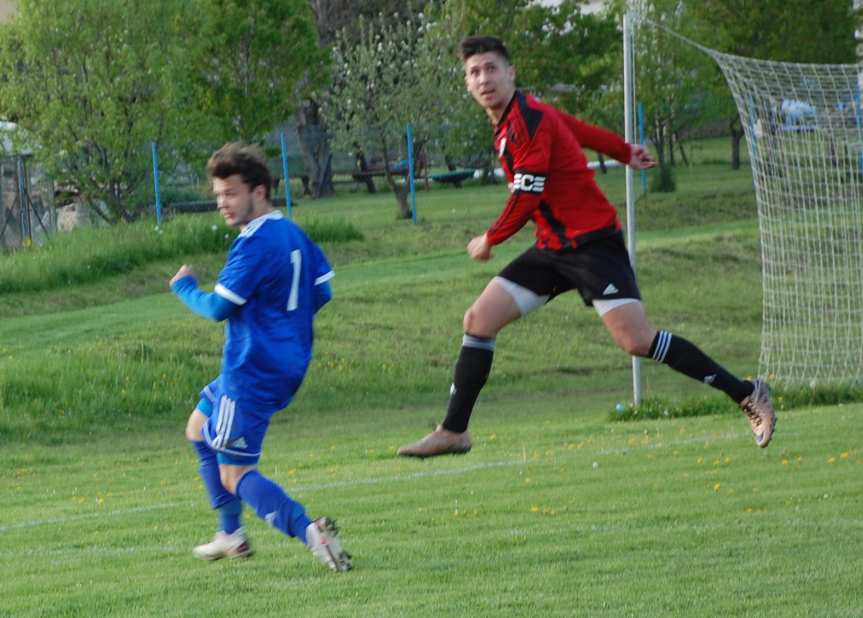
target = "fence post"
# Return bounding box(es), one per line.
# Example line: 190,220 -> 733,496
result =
16,156 -> 31,244
406,123 -> 417,224
279,130 -> 293,217
638,102 -> 648,195
151,141 -> 162,226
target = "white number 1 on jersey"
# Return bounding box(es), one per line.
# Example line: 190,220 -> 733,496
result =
287,249 -> 301,311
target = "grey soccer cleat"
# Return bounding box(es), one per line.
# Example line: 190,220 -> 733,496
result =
192,528 -> 254,561
739,379 -> 777,448
307,517 -> 352,572
397,425 -> 472,458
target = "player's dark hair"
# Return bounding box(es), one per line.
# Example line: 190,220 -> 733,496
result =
207,142 -> 272,200
460,36 -> 511,64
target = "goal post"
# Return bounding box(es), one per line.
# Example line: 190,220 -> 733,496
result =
623,11 -> 642,404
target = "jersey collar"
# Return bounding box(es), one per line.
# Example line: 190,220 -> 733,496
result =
493,90 -> 520,135
240,209 -> 283,237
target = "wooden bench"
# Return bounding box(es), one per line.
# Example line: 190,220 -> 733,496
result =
430,169 -> 475,188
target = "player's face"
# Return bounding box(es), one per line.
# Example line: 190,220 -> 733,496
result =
213,175 -> 259,228
464,51 -> 516,113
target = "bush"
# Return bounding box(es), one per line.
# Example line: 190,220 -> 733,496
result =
609,396 -> 737,422
650,164 -> 676,193
302,218 -> 364,243
608,384 -> 863,423
0,214 -> 362,294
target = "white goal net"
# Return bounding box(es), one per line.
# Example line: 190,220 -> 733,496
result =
710,52 -> 863,386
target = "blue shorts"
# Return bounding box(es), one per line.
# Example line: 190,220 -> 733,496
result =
195,378 -> 291,465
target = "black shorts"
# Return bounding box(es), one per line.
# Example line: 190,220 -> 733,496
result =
497,231 -> 641,307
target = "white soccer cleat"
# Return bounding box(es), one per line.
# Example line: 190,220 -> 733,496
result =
306,517 -> 352,572
192,528 -> 254,561
739,378 -> 777,448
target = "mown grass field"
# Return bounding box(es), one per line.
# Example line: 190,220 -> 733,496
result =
1,141 -> 861,616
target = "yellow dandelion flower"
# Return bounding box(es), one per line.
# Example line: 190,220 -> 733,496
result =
714,483 -> 721,492
828,457 -> 836,464
840,452 -> 849,460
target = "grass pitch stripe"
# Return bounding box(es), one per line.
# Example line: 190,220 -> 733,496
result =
0,428 -> 745,535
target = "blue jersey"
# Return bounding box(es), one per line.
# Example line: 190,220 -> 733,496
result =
213,211 -> 333,410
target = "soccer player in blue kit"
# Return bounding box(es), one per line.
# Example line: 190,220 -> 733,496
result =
170,143 -> 351,572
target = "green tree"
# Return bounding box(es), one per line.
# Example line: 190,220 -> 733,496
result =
686,0 -> 858,168
323,11 -> 453,218
627,0 -> 712,176
0,0 -> 200,223
193,0 -> 325,143
299,0 -> 429,199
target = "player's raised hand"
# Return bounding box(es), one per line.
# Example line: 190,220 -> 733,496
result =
628,144 -> 656,170
467,233 -> 492,261
170,264 -> 196,286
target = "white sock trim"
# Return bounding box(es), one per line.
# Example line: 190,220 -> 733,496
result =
462,334 -> 496,351
651,330 -> 672,363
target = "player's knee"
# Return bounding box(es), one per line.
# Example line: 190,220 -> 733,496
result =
219,468 -> 239,495
220,466 -> 254,495
463,306 -> 493,337
185,417 -> 203,441
463,306 -> 477,333
616,332 -> 651,357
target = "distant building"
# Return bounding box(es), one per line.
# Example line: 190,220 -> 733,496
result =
0,0 -> 14,22
535,0 -> 606,13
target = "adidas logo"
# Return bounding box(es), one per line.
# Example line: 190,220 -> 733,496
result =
450,383 -> 456,395
703,374 -> 717,385
230,436 -> 248,449
602,283 -> 619,296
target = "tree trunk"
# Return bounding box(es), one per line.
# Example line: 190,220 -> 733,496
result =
380,135 -> 411,219
296,99 -> 335,198
480,154 -> 497,184
668,123 -> 676,166
651,115 -> 666,168
597,152 -> 607,174
730,117 -> 744,170
674,131 -> 690,166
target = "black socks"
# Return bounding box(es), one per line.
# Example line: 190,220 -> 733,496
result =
649,330 -> 753,403
441,334 -> 495,433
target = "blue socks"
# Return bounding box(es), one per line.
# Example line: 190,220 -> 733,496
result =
191,441 -> 311,543
218,499 -> 243,535
190,440 -> 243,534
236,470 -> 312,544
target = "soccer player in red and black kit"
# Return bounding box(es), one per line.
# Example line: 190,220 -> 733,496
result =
398,36 -> 776,458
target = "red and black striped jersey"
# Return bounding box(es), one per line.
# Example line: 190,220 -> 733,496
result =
486,90 -> 632,250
